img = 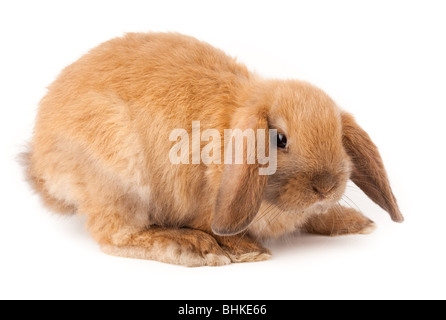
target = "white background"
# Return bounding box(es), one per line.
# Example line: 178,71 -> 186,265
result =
1,0 -> 445,300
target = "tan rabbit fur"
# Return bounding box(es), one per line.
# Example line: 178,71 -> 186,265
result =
24,32 -> 403,266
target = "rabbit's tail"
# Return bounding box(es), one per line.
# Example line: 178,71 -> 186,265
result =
19,145 -> 77,215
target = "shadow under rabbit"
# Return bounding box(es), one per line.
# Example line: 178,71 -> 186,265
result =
264,230 -> 374,258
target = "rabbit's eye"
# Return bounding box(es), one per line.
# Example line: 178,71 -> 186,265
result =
277,133 -> 287,148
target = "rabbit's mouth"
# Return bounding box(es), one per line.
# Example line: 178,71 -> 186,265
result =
276,200 -> 333,216
267,184 -> 344,215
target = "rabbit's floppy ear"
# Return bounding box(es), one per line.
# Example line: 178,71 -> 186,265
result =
341,113 -> 404,222
211,106 -> 270,236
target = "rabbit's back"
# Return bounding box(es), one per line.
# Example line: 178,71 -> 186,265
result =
27,32 -> 251,227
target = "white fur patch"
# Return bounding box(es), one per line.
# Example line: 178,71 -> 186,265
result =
44,174 -> 78,207
359,222 -> 377,235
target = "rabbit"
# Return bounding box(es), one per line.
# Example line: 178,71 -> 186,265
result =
23,32 -> 403,266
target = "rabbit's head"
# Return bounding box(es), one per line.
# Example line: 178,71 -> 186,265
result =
212,80 -> 403,236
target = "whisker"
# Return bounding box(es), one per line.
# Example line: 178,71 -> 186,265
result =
341,194 -> 361,212
335,202 -> 349,233
228,202 -> 277,254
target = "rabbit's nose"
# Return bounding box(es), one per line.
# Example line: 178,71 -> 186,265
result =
311,172 -> 336,198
